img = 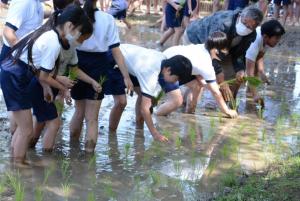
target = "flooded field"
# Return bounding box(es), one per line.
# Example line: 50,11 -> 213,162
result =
0,9 -> 300,201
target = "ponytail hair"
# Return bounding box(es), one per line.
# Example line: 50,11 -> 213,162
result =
83,0 -> 97,23
10,4 -> 93,74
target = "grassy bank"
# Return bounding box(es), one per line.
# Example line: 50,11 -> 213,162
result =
216,155 -> 300,201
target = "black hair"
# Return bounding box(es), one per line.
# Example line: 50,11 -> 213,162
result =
83,0 -> 97,23
161,55 -> 192,83
53,0 -> 74,11
205,31 -> 229,51
261,19 -> 285,37
10,4 -> 93,75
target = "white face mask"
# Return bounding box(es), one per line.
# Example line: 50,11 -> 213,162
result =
235,17 -> 253,36
65,31 -> 81,48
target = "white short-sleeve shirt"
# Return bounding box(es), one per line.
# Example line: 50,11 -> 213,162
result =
18,30 -> 61,72
246,27 -> 268,62
3,0 -> 44,47
163,44 -> 216,82
77,10 -> 120,52
120,44 -> 166,97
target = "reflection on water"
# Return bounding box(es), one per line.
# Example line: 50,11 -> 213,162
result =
0,26 -> 299,201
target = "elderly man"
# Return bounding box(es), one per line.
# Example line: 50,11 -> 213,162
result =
183,6 -> 263,103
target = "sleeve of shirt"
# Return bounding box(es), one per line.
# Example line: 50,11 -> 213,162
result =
107,16 -> 120,49
232,55 -> 246,73
36,33 -> 61,72
246,40 -> 260,62
5,1 -> 30,30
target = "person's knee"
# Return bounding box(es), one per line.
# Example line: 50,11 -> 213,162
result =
115,98 -> 127,110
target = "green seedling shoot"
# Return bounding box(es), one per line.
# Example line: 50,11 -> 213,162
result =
61,160 -> 71,182
35,186 -> 43,201
68,68 -> 78,81
87,191 -> 96,201
94,75 -> 107,99
124,143 -> 131,159
61,183 -> 71,200
6,172 -> 25,201
54,100 -> 64,114
175,136 -> 182,149
189,127 -> 197,146
88,154 -> 97,170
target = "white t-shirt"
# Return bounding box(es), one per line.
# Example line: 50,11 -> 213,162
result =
3,0 -> 44,47
246,27 -> 268,62
77,10 -> 120,52
18,30 -> 61,72
120,44 -> 166,97
58,48 -> 78,75
163,44 -> 216,83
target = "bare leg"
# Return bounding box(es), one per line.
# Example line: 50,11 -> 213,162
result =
84,99 -> 101,152
8,112 -> 16,135
134,87 -> 144,129
69,100 -> 85,140
184,80 -> 203,113
109,95 -> 127,132
43,117 -> 60,151
172,26 -> 184,46
29,117 -> 45,148
156,89 -> 183,116
11,109 -> 33,163
122,18 -> 132,29
159,28 -> 175,45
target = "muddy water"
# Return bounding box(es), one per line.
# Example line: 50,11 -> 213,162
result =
0,18 -> 300,200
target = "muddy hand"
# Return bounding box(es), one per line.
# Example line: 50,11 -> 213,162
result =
153,133 -> 169,143
220,83 -> 234,102
62,76 -> 76,88
236,70 -> 245,83
226,109 -> 238,118
43,86 -> 53,103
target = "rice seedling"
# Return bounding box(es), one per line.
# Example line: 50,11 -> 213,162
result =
94,75 -> 107,100
35,186 -> 43,201
218,111 -> 224,123
133,175 -> 141,191
175,136 -> 182,149
207,159 -> 217,176
54,100 -> 64,114
61,183 -> 71,200
162,129 -> 171,139
87,191 -> 96,201
220,76 -> 262,88
104,183 -> 116,200
0,177 -> 6,199
68,68 -> 78,81
189,127 -> 197,146
290,113 -> 300,127
43,166 -> 54,185
61,159 -> 71,182
5,172 -> 25,201
174,160 -> 182,175
149,170 -> 161,187
124,143 -> 131,159
261,128 -> 267,142
88,154 -> 97,170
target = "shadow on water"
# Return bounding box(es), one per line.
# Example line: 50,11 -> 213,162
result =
0,24 -> 299,200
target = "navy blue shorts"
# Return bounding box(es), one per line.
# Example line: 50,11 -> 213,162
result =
165,3 -> 184,28
103,67 -> 126,95
108,6 -> 127,20
129,74 -> 140,87
0,44 -> 11,66
29,77 -> 58,122
103,50 -> 126,96
71,50 -> 113,100
0,58 -> 34,111
274,0 -> 291,5
183,0 -> 197,17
